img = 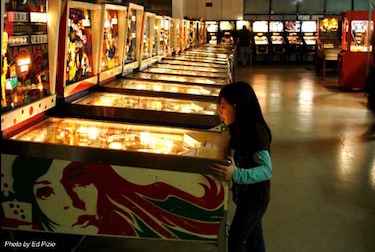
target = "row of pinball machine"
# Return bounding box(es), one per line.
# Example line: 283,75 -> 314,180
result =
1,1 -> 235,251
0,0 -> 373,250
209,11 -> 374,90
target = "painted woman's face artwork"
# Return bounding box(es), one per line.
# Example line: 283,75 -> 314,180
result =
2,155 -> 226,241
33,160 -> 99,233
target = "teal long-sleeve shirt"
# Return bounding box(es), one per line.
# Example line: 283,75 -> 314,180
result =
232,150 -> 272,184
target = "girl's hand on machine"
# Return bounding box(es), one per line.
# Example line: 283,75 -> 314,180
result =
209,156 -> 235,182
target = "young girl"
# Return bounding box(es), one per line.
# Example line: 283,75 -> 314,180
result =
209,81 -> 272,252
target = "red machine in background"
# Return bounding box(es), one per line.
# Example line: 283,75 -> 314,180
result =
338,10 -> 374,90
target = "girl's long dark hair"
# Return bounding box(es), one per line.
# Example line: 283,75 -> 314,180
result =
219,81 -> 272,149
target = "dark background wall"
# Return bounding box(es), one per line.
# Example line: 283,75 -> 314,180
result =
124,0 -> 172,16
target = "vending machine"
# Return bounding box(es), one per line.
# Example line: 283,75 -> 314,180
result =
338,10 -> 374,90
1,0 -> 60,130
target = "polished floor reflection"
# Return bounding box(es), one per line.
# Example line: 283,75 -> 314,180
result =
3,64 -> 374,252
236,65 -> 375,252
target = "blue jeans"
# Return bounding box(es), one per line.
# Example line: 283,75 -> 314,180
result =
228,201 -> 269,252
238,46 -> 251,66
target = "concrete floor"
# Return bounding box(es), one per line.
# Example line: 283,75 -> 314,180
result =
3,64 -> 375,251
236,65 -> 375,252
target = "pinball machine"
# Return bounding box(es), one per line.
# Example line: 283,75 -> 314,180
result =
170,18 -> 180,54
198,20 -> 206,46
252,20 -> 269,61
57,92 -> 222,130
236,20 -> 251,37
1,2 -> 230,250
122,3 -> 144,74
338,10 -> 374,90
219,21 -> 235,45
206,21 -> 219,45
183,19 -> 191,50
155,15 -> 172,61
98,3 -> 127,84
179,19 -> 187,52
98,78 -> 222,103
285,20 -> 303,61
316,16 -> 341,79
301,20 -> 318,61
1,115 -> 230,251
1,0 -> 60,130
165,52 -> 229,65
123,70 -> 229,88
188,20 -> 199,48
159,58 -> 230,75
55,0 -> 101,99
139,11 -> 158,70
54,2 -> 223,130
269,20 -> 286,61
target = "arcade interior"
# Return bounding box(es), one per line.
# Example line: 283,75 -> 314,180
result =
1,0 -> 374,251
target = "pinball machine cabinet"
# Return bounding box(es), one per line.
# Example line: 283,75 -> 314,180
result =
338,10 -> 374,90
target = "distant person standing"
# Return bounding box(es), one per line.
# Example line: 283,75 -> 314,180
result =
237,25 -> 251,67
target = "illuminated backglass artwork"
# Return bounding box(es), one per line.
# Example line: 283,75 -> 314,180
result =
66,8 -> 94,85
101,9 -> 120,71
2,0 -> 50,111
125,9 -> 138,64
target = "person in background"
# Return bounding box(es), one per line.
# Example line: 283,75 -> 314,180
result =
209,81 -> 272,252
237,25 -> 251,67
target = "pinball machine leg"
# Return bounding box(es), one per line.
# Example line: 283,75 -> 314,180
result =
322,56 -> 326,80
